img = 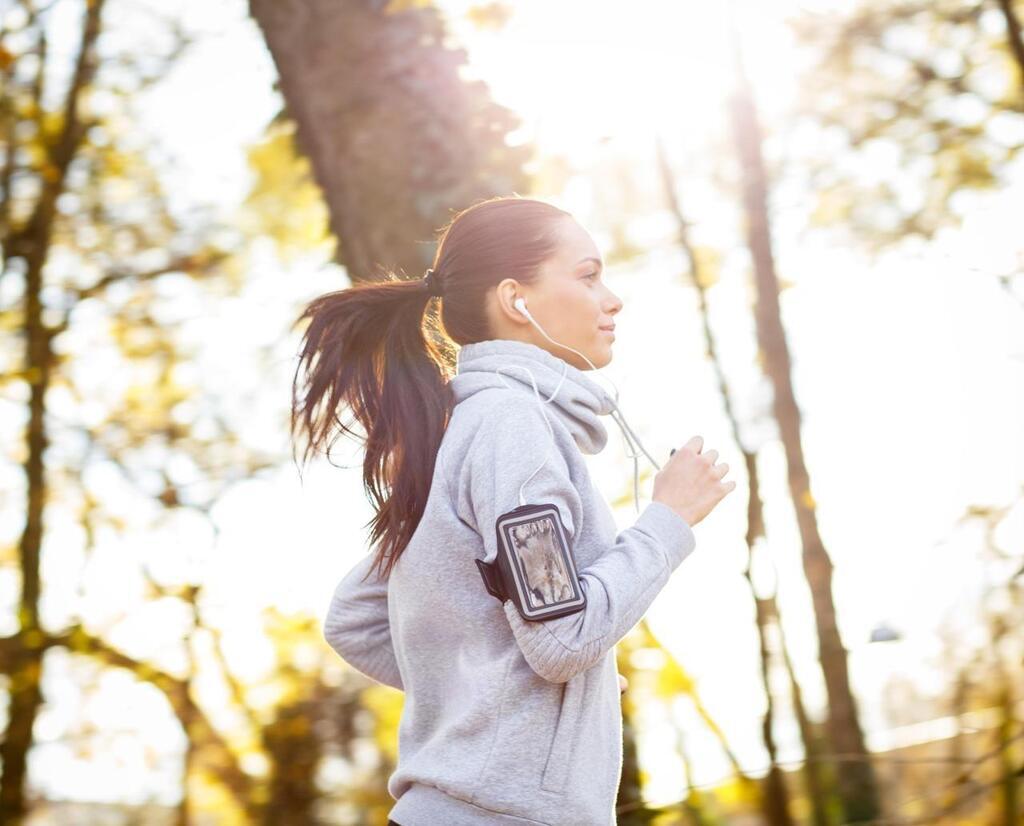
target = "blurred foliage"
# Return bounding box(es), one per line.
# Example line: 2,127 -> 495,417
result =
0,0 -> 1021,823
790,0 -> 1024,252
239,120 -> 332,263
0,0 -> 315,821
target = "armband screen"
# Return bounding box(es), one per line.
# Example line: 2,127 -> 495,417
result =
475,503 -> 586,621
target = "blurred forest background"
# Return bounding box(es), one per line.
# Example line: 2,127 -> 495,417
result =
1,0 -> 1022,824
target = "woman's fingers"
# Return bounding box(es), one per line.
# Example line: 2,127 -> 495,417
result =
618,673 -> 628,693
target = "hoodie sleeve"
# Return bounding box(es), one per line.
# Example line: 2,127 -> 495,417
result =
454,397 -> 697,684
323,551 -> 404,691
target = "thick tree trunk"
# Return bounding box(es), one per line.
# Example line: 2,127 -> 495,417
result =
248,0 -> 530,284
724,12 -> 882,823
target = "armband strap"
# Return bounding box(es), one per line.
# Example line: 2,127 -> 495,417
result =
475,502 -> 587,622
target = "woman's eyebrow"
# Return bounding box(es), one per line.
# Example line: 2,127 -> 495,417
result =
576,256 -> 603,270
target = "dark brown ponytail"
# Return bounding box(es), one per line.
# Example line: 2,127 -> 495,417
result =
290,195 -> 572,582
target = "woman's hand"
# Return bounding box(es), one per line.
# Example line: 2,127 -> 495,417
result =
653,435 -> 735,527
618,673 -> 628,694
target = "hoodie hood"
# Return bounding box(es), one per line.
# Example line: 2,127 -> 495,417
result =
449,338 -> 616,455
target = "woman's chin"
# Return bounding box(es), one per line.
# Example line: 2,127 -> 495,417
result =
590,342 -> 614,369
569,338 -> 614,370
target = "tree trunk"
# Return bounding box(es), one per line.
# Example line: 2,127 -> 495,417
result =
248,0 -> 531,284
656,137 -> 798,826
996,0 -> 1024,102
776,601 -> 833,826
0,1 -> 107,820
724,9 -> 881,822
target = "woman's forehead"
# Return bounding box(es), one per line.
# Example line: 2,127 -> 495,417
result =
550,220 -> 602,269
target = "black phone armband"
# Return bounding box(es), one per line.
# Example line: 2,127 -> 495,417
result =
475,503 -> 587,622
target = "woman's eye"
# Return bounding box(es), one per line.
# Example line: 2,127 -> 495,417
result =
584,272 -> 599,281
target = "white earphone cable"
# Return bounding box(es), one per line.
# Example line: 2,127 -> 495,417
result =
492,363 -> 568,507
515,300 -> 661,514
453,302 -> 664,514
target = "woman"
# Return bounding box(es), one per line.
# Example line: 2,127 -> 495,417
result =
292,195 -> 734,825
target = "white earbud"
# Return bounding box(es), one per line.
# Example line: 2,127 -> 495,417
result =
514,296 -> 530,318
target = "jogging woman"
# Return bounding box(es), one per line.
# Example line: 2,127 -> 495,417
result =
292,195 -> 734,825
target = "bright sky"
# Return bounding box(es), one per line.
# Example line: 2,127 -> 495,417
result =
17,0 -> 1024,810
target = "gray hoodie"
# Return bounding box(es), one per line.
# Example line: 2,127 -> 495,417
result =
324,338 -> 697,825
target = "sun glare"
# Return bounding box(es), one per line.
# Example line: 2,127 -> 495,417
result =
444,0 -> 803,158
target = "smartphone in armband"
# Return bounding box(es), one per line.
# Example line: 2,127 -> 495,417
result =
475,503 -> 587,622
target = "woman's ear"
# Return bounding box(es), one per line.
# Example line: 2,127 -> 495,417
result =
495,278 -> 530,326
